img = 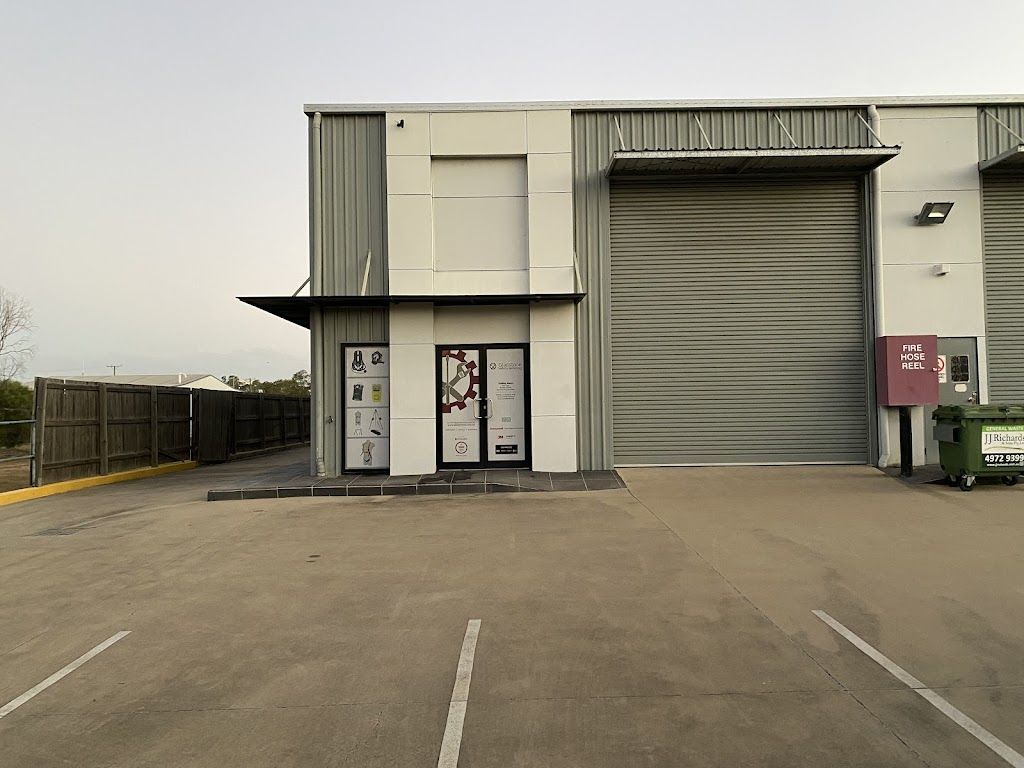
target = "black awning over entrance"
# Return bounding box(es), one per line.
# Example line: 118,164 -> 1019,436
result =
240,293 -> 586,328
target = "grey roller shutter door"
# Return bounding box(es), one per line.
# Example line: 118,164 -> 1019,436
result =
982,176 -> 1024,403
609,176 -> 869,465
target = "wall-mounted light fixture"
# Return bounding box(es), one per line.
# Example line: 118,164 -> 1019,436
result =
915,201 -> 954,225
932,263 -> 950,276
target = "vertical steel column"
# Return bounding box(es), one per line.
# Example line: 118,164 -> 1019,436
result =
311,112 -> 326,476
899,406 -> 913,477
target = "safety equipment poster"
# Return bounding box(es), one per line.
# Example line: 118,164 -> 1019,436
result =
344,346 -> 389,470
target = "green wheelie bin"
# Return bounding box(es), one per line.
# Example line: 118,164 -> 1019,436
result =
932,405 -> 1024,491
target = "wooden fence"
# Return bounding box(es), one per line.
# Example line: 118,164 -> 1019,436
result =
195,389 -> 311,463
32,379 -> 310,486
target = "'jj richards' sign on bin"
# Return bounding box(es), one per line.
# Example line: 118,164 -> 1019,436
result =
875,335 -> 939,406
982,425 -> 1024,468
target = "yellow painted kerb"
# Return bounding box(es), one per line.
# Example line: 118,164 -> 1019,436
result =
0,461 -> 198,507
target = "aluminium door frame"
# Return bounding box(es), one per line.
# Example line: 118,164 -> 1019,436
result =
435,343 -> 532,471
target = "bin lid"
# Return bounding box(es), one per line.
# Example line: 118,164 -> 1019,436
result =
932,404 -> 1024,420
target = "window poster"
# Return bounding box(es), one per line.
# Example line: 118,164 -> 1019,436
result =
440,348 -> 482,464
344,345 -> 389,470
485,348 -> 526,462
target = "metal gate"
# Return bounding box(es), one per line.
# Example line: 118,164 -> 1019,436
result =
982,175 -> 1024,403
608,176 -> 870,465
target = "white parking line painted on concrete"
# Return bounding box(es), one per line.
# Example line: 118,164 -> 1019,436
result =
437,619 -> 481,768
814,610 -> 1024,767
0,631 -> 131,721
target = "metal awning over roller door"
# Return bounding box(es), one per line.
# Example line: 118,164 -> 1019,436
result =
608,147 -> 900,176
982,175 -> 1024,402
609,176 -> 870,465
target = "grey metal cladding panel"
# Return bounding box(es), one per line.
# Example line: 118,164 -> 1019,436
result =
982,176 -> 1024,403
571,108 -> 873,469
573,113 -> 616,469
608,176 -> 868,465
979,106 -> 1024,162
321,308 -> 388,475
604,108 -> 874,152
320,115 -> 388,295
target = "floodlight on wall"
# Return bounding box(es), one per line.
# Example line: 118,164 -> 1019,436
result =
915,201 -> 954,225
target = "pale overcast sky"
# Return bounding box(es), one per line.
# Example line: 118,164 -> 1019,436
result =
1,0 -> 1021,380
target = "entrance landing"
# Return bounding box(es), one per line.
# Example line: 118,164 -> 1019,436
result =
207,468 -> 625,501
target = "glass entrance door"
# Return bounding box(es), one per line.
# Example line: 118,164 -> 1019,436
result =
437,345 -> 530,469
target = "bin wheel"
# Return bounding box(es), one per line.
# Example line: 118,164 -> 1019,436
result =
958,475 -> 975,492
1004,475 -> 1019,487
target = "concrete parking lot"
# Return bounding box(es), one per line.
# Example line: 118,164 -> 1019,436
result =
1,450 -> 1022,767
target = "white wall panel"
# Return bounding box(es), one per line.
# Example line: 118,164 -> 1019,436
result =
386,155 -> 432,195
531,416 -> 578,472
528,192 -> 574,268
530,342 -> 576,417
386,194 -> 433,270
433,197 -> 529,272
389,303 -> 434,343
389,344 -> 436,419
530,302 -> 575,342
432,270 -> 530,295
388,269 -> 433,295
389,418 -> 435,475
877,108 -> 979,192
434,306 -> 529,343
527,110 -> 572,153
385,112 -> 430,156
431,157 -> 527,197
430,111 -> 527,156
529,267 -> 575,294
882,263 -> 986,337
878,190 -> 983,265
527,153 -> 573,193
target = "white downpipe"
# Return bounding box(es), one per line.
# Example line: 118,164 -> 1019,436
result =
312,112 -> 326,476
868,105 -> 891,468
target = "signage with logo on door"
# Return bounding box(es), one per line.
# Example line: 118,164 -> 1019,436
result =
436,345 -> 530,469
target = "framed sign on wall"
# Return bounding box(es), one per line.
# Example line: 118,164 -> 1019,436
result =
343,344 -> 389,471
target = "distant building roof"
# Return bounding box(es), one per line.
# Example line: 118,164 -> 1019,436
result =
58,373 -> 237,391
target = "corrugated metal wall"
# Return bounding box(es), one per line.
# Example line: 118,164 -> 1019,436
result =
309,114 -> 389,474
609,176 -> 868,464
979,106 -> 1024,162
572,108 -> 874,469
317,114 -> 388,295
322,308 -> 389,474
981,176 -> 1024,403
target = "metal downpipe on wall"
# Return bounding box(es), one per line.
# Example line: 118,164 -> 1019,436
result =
868,105 -> 891,468
312,112 -> 326,476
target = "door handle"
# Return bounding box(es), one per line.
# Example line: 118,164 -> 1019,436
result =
473,399 -> 490,419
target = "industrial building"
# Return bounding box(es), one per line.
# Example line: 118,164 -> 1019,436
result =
59,373 -> 238,392
243,97 -> 1024,476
